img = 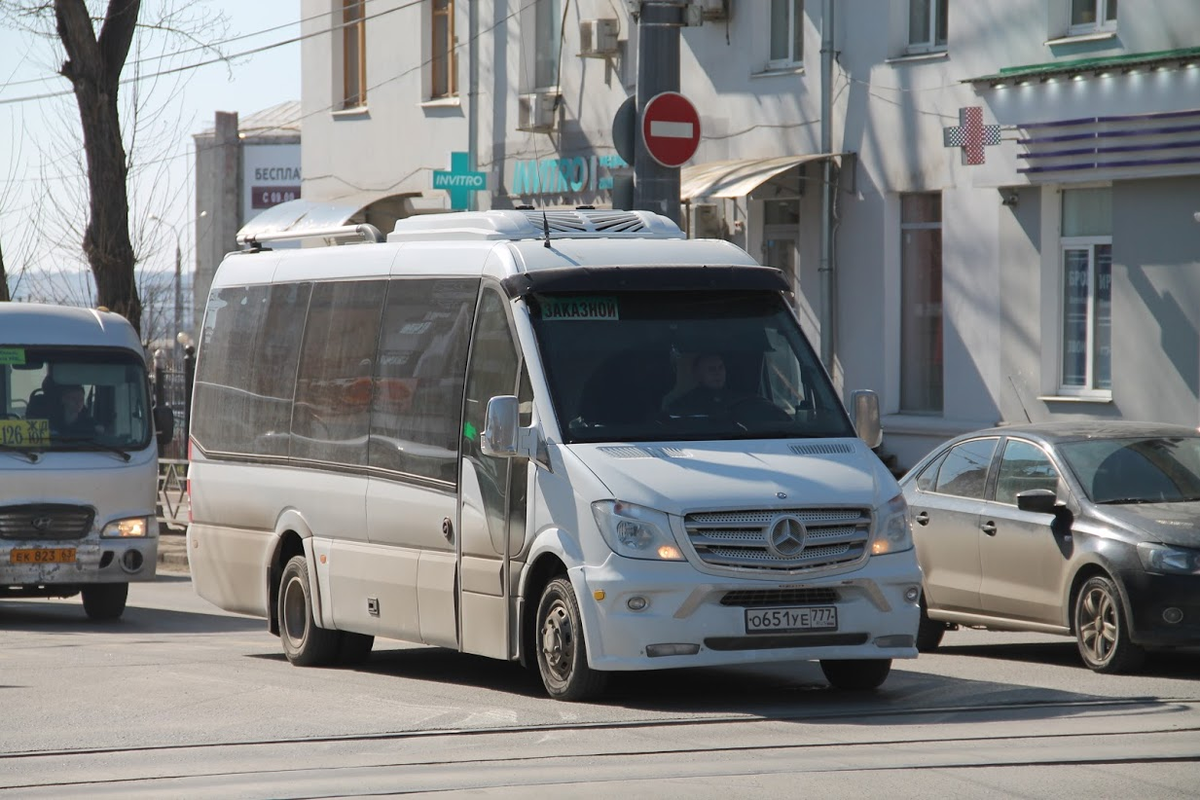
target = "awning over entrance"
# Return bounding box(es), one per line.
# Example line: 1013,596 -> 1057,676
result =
680,153 -> 843,201
236,193 -> 418,241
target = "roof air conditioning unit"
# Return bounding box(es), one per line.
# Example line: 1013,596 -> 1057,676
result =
518,90 -> 559,133
579,18 -> 620,58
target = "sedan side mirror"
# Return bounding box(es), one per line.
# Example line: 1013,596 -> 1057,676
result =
1016,488 -> 1057,515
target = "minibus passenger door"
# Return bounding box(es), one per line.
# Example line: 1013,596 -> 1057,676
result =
457,288 -> 522,659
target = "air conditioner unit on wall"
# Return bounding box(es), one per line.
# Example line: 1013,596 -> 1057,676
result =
579,18 -> 620,58
687,0 -> 730,24
518,90 -> 559,133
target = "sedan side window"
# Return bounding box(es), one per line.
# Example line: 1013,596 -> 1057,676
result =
995,439 -> 1060,506
933,438 -> 998,499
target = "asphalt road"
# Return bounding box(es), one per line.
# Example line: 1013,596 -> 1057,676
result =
2,575 -> 1199,798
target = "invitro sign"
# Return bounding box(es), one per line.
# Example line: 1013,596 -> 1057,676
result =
510,154 -> 628,198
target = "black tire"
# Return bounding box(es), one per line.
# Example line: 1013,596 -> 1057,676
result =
820,658 -> 892,691
916,599 -> 946,653
535,577 -> 607,701
337,631 -> 375,666
82,583 -> 128,621
1074,574 -> 1145,674
279,555 -> 341,667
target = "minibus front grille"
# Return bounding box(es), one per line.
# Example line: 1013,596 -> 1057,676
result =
720,587 -> 840,607
684,507 -> 871,574
0,504 -> 95,540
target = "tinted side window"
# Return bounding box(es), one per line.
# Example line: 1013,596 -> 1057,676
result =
292,280 -> 385,466
463,289 -> 521,552
915,450 -> 949,492
369,278 -> 479,483
934,438 -> 998,499
250,282 -> 311,457
192,285 -> 270,453
995,439 -> 1060,506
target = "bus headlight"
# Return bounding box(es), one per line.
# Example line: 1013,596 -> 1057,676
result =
592,500 -> 685,561
102,517 -> 150,538
871,493 -> 912,555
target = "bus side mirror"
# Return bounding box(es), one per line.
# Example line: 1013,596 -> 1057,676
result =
153,405 -> 175,446
482,395 -> 520,457
849,389 -> 882,449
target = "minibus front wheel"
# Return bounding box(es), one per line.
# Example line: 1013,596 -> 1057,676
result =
535,577 -> 608,701
279,555 -> 341,667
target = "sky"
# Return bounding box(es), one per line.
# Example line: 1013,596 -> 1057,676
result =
0,1 -> 302,304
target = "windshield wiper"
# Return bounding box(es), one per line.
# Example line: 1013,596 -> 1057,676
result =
1095,497 -> 1158,505
0,442 -> 41,463
52,436 -> 133,462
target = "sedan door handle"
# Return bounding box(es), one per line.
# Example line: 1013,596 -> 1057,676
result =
914,511 -> 930,526
981,521 -> 997,536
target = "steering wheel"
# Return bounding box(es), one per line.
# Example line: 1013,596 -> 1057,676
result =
729,395 -> 792,425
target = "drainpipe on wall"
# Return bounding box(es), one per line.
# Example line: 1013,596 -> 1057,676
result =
468,0 -> 480,210
819,0 -> 835,370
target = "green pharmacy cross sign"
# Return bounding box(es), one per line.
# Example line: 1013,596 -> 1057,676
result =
432,152 -> 487,210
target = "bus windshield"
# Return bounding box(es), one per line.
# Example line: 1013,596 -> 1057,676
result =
1,346 -> 152,452
528,289 -> 854,444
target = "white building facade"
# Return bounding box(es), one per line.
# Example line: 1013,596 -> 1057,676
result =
291,0 -> 1200,471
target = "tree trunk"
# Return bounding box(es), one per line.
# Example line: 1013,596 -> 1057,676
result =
0,237 -> 10,302
54,0 -> 142,335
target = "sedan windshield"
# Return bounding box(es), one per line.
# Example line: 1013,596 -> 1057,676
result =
1,346 -> 152,453
528,289 -> 853,444
1059,436 -> 1200,504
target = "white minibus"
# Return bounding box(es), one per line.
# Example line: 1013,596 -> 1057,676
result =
187,209 -> 921,700
0,303 -> 163,620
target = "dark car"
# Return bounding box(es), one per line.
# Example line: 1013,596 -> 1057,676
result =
900,421 -> 1200,673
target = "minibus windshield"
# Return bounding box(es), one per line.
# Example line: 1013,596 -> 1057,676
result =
1,346 -> 152,452
529,289 -> 854,444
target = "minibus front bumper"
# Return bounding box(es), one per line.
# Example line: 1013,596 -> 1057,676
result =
570,551 -> 922,671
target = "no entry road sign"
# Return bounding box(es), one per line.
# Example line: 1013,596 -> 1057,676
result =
641,91 -> 701,168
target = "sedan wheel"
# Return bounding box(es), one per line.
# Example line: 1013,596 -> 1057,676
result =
1074,575 -> 1144,674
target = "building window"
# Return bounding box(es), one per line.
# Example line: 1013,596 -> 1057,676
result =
768,0 -> 804,69
1070,0 -> 1118,33
908,0 -> 947,53
430,0 -> 456,98
900,193 -> 943,414
1060,188 -> 1112,394
534,0 -> 562,89
341,0 -> 366,109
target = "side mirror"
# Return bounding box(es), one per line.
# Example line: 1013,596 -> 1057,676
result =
849,389 -> 882,449
153,405 -> 175,447
1016,488 -> 1058,515
481,395 -> 520,458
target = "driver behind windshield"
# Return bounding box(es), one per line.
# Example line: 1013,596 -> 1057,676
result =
53,384 -> 103,436
668,353 -> 739,416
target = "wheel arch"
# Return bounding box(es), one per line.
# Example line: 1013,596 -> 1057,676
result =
268,509 -> 314,636
517,550 -> 569,669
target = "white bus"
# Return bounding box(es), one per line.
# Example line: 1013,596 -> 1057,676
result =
0,303 -> 163,620
187,209 -> 921,700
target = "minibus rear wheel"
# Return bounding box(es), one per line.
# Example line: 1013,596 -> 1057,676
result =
279,555 -> 341,667
82,583 -> 128,621
535,577 -> 607,701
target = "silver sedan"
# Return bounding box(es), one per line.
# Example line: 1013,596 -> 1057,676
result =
899,421 -> 1200,673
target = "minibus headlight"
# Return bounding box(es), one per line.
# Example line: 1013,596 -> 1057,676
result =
101,517 -> 150,538
871,494 -> 912,556
592,500 -> 685,561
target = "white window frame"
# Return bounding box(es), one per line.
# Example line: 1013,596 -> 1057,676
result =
1058,236 -> 1112,397
533,0 -> 562,91
339,0 -> 367,110
1069,0 -> 1118,36
907,0 -> 947,54
767,0 -> 804,71
899,192 -> 943,414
